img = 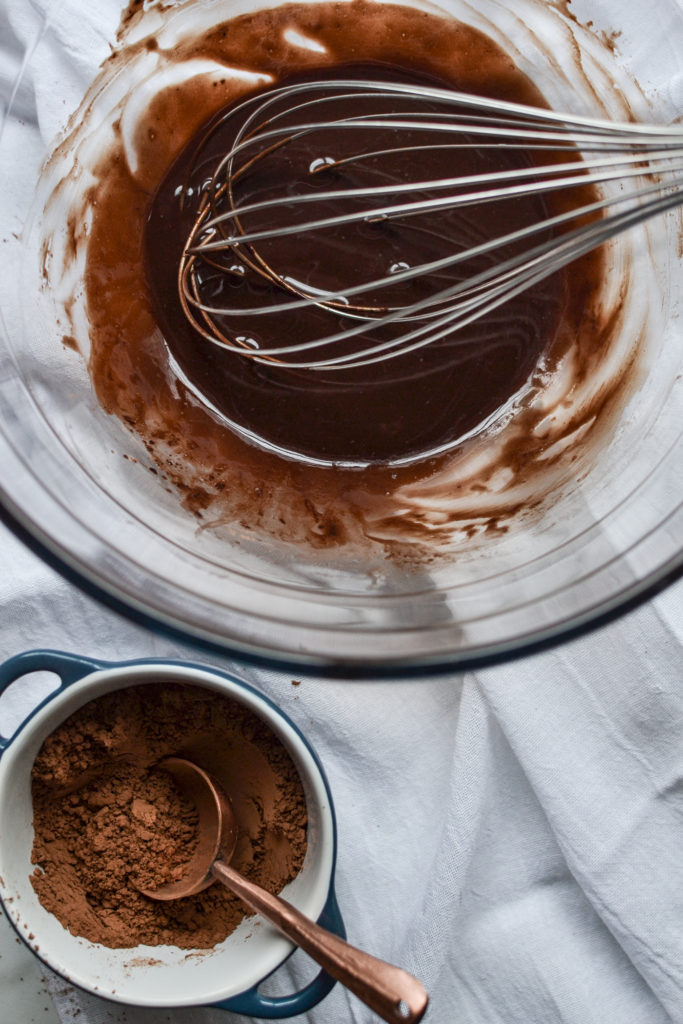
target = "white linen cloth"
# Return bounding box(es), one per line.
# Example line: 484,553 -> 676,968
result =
2,512 -> 683,1024
2,2 -> 683,1022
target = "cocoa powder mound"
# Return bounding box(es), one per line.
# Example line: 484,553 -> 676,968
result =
30,683 -> 308,949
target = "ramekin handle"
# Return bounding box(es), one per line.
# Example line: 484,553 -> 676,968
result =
213,887 -> 344,1019
0,649 -> 106,751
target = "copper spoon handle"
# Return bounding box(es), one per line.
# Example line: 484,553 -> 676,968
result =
211,860 -> 428,1024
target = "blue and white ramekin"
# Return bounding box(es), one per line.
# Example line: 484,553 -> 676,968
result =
0,650 -> 344,1017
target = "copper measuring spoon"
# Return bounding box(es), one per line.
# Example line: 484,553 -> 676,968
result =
140,758 -> 429,1024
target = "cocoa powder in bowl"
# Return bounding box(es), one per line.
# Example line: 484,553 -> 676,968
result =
29,682 -> 308,949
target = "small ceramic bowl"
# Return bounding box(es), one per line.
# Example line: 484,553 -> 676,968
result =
0,649 -> 343,1016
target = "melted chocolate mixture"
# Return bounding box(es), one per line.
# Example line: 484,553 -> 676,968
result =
76,2 -> 608,549
145,64 -> 567,464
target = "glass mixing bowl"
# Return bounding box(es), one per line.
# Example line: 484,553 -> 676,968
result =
0,0 -> 682,675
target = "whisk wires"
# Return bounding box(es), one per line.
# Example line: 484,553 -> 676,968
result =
177,78 -> 683,370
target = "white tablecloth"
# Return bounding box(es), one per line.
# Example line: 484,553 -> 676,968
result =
2,512 -> 683,1024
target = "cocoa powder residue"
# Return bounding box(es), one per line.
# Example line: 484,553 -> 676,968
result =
30,683 -> 307,949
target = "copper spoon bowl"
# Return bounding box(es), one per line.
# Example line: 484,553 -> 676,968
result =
141,757 -> 429,1024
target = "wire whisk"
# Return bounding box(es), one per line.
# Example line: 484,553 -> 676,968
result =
177,77 -> 683,371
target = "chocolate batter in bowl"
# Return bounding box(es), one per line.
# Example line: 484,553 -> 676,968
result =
0,0 -> 682,672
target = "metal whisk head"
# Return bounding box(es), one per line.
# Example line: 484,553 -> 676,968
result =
178,77 -> 683,371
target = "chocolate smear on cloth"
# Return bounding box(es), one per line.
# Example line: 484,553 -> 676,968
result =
30,684 -> 307,949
